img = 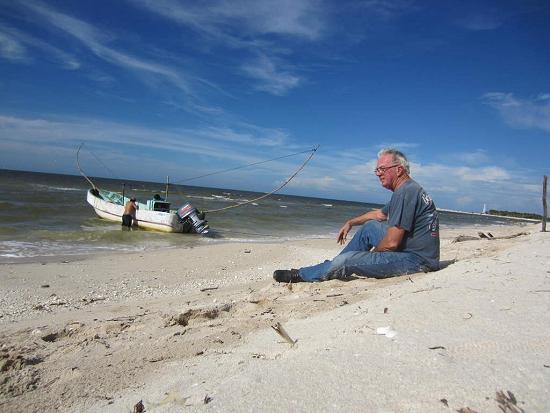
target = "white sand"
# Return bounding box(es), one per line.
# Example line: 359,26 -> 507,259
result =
1,223 -> 549,412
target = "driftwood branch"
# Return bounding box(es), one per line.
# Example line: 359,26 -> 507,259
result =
452,232 -> 527,243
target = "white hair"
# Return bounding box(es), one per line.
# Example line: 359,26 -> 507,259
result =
378,148 -> 410,174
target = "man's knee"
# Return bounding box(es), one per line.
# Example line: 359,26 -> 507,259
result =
324,251 -> 377,280
355,220 -> 388,245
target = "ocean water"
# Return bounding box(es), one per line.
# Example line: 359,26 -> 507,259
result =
0,169 -> 527,262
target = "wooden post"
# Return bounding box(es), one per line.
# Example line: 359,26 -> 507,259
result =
543,175 -> 548,232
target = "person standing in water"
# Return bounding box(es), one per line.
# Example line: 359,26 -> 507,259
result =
122,197 -> 138,229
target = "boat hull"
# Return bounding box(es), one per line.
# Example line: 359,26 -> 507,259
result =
86,189 -> 187,233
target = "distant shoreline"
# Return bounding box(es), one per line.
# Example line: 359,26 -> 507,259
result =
438,208 -> 541,223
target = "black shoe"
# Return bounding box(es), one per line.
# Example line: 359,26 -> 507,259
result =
273,269 -> 303,283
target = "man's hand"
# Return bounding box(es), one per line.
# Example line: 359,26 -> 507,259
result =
337,221 -> 352,245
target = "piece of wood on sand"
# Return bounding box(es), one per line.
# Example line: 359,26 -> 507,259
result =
271,322 -> 297,346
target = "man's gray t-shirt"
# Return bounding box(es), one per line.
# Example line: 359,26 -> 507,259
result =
381,179 -> 440,270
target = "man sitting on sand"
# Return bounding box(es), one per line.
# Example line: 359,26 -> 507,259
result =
122,197 -> 138,228
274,148 -> 440,283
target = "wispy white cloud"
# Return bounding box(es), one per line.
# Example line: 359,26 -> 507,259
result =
290,175 -> 337,189
375,142 -> 419,151
354,0 -> 417,20
10,0 -> 228,115
0,113 -> 301,181
22,1 -> 193,92
0,26 -> 80,69
0,114 -> 288,155
130,0 -> 321,95
242,54 -> 301,96
482,92 -> 550,132
456,13 -> 503,31
133,0 -> 324,41
0,30 -> 29,62
446,149 -> 490,165
413,162 -> 511,184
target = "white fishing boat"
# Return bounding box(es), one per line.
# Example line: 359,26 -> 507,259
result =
86,188 -> 209,234
77,142 -> 319,234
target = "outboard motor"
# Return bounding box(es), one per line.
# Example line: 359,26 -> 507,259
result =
177,203 -> 209,234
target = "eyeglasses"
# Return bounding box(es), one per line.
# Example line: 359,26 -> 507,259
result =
374,164 -> 400,174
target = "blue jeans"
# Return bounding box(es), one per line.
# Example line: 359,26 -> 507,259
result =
299,221 -> 428,282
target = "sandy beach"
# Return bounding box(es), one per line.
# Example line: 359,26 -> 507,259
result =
1,222 -> 549,412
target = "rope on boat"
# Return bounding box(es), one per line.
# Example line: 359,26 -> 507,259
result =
203,145 -> 319,214
76,142 -> 98,190
172,148 -> 318,184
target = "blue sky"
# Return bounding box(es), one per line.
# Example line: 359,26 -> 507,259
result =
1,0 -> 549,213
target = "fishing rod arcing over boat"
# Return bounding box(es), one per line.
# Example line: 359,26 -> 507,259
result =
76,142 -> 97,190
172,147 -> 319,185
204,145 -> 320,213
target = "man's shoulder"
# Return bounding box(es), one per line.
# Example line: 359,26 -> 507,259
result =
393,179 -> 422,195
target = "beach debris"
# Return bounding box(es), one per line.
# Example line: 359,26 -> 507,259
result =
244,249 -> 251,253
428,346 -> 446,350
326,293 -> 343,298
456,408 -> 477,413
454,232 -> 528,243
543,364 -> 549,368
495,390 -> 524,413
40,284 -> 50,288
164,304 -> 232,327
412,286 -> 441,294
463,312 -> 473,320
452,235 -> 479,243
204,394 -> 213,404
105,312 -> 148,322
200,286 -> 219,292
271,322 -> 297,346
383,307 -> 388,314
440,398 -> 449,407
252,353 -> 267,359
81,296 -> 106,303
133,400 -> 145,413
376,326 -> 397,339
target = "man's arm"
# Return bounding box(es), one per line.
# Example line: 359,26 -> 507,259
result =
337,209 -> 387,245
373,226 -> 405,251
